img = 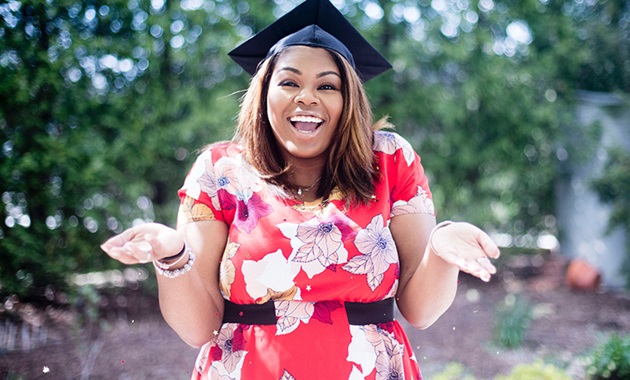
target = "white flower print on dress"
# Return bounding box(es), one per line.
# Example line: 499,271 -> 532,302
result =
375,335 -> 405,380
391,185 -> 435,217
348,324 -> 405,380
373,131 -> 415,167
207,324 -> 247,376
278,211 -> 357,279
242,250 -> 301,301
185,151 -> 261,212
213,156 -> 243,198
181,150 -> 220,210
342,215 -> 398,291
275,300 -> 315,335
347,325 -> 378,377
210,366 -> 236,380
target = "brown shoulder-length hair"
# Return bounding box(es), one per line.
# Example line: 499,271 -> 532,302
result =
233,46 -> 390,205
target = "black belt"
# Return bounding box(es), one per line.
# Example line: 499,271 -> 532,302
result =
223,298 -> 394,326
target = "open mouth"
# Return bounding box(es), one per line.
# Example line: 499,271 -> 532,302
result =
289,115 -> 323,133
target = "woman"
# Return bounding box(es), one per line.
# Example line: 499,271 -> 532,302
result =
100,0 -> 500,379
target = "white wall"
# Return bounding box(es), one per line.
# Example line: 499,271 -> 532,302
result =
556,91 -> 630,288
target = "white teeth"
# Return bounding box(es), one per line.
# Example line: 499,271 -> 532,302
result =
290,115 -> 323,123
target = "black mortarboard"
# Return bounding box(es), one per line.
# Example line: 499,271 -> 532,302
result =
228,0 -> 392,82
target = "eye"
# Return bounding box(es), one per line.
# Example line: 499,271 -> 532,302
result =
318,84 -> 338,91
279,80 -> 298,88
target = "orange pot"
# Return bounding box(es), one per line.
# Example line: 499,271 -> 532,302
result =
565,258 -> 601,290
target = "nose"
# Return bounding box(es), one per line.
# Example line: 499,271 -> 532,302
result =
294,88 -> 318,106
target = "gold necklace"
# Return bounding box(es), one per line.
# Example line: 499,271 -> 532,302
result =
294,198 -> 329,213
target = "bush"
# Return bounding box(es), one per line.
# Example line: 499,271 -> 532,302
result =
495,360 -> 571,380
432,362 -> 475,380
492,293 -> 532,348
586,333 -> 630,379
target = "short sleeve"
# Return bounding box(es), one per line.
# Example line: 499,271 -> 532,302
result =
372,131 -> 435,217
177,143 -> 230,225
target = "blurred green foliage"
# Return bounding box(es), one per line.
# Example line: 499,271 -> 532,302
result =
495,360 -> 572,380
0,0 -> 629,298
586,333 -> 630,380
493,292 -> 532,348
592,148 -> 630,287
431,362 -> 476,380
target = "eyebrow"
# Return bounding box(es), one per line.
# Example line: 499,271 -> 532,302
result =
277,67 -> 341,79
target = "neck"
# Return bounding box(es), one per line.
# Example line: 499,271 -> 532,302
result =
287,164 -> 324,200
279,148 -> 327,199
286,155 -> 325,184
296,176 -> 321,196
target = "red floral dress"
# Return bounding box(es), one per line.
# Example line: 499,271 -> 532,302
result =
178,131 -> 435,380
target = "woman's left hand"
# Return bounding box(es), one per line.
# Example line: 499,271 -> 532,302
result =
430,222 -> 501,282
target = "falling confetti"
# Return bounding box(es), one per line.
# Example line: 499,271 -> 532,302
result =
122,360 -> 125,364
43,366 -> 50,373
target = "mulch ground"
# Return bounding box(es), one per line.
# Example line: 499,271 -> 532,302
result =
1,253 -> 629,379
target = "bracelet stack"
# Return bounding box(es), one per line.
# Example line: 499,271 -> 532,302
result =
153,244 -> 196,278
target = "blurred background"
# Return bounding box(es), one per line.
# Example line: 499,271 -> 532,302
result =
1,0 -> 629,379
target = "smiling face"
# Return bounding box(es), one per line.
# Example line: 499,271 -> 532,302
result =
266,46 -> 343,165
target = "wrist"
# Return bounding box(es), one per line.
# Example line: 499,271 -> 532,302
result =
428,220 -> 453,256
153,243 -> 196,278
160,243 -> 186,262
154,243 -> 188,270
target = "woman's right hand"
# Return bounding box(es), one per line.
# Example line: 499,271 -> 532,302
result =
100,222 -> 183,265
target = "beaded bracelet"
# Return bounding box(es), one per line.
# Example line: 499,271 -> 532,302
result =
428,220 -> 454,256
153,247 -> 196,279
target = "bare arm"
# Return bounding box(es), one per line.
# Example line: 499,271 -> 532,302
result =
393,213 -> 500,330
101,219 -> 227,347
156,220 -> 227,347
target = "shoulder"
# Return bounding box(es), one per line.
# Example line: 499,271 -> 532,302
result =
194,140 -> 243,164
199,140 -> 241,157
373,130 -> 414,152
372,130 -> 417,167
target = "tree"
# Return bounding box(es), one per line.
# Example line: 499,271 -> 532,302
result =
0,0 -> 251,297
1,0 -> 628,298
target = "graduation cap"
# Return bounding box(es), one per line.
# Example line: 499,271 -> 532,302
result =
228,0 -> 392,82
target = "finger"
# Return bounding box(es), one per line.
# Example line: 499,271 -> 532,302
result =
104,247 -> 141,265
476,256 -> 497,274
476,231 -> 501,259
123,240 -> 154,263
460,259 -> 492,282
440,250 -> 494,282
437,250 -> 471,272
101,227 -> 139,251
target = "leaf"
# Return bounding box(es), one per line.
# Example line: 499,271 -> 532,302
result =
312,301 -> 343,325
210,346 -> 223,361
342,254 -> 373,275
